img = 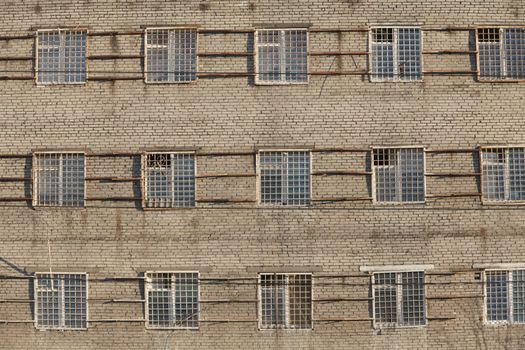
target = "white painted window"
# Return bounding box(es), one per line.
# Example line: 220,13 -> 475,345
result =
145,28 -> 197,83
370,27 -> 422,81
373,147 -> 425,203
482,147 -> 525,202
33,152 -> 85,207
255,29 -> 308,84
485,270 -> 525,324
372,271 -> 426,328
145,272 -> 200,329
258,273 -> 312,329
35,273 -> 88,330
478,28 -> 525,80
143,152 -> 195,208
36,29 -> 87,84
259,151 -> 310,205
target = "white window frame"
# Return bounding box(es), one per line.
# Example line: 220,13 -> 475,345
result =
141,151 -> 197,209
256,149 -> 312,206
254,28 -> 309,85
257,273 -> 313,330
476,27 -> 525,81
369,26 -> 423,82
367,268 -> 428,329
34,272 -> 89,330
483,269 -> 525,325
32,151 -> 86,208
144,27 -> 199,84
371,146 -> 426,204
481,146 -> 525,204
35,28 -> 88,85
144,271 -> 200,330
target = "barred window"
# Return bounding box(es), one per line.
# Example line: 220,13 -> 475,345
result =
478,28 -> 525,80
370,27 -> 422,81
34,153 -> 85,207
485,270 -> 525,324
145,272 -> 199,329
35,273 -> 87,330
482,148 -> 525,202
37,29 -> 87,84
373,148 -> 425,203
143,153 -> 195,208
255,29 -> 308,84
259,273 -> 312,329
145,28 -> 197,83
373,271 -> 426,328
259,151 -> 310,205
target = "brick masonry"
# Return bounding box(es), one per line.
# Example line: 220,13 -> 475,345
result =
0,1 -> 525,349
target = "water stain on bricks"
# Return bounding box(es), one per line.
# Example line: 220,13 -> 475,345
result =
199,2 -> 210,11
34,4 -> 42,13
249,1 -> 256,10
110,35 -> 119,53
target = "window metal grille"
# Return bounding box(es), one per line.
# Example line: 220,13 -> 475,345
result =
373,148 -> 425,203
255,29 -> 308,84
143,153 -> 195,208
482,147 -> 525,202
37,29 -> 87,84
145,28 -> 197,83
34,153 -> 85,207
373,271 -> 425,328
145,272 -> 199,329
478,28 -> 525,80
485,270 -> 525,324
35,273 -> 88,330
370,27 -> 422,81
259,273 -> 312,329
259,151 -> 310,205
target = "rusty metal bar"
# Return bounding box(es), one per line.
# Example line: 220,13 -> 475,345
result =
85,177 -> 140,181
196,173 -> 256,178
423,50 -> 477,54
88,54 -> 143,60
423,70 -> 477,74
0,34 -> 35,40
0,197 -> 31,201
0,56 -> 32,61
198,52 -> 254,57
312,197 -> 373,202
0,177 -> 30,182
85,197 -> 137,201
88,76 -> 143,81
426,193 -> 482,198
195,198 -> 256,203
0,76 -> 33,81
309,51 -> 368,56
425,173 -> 481,177
312,170 -> 372,176
312,148 -> 371,153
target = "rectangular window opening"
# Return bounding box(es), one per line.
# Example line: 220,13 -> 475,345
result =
485,269 -> 525,324
37,29 -> 87,84
35,273 -> 87,330
478,28 -> 525,80
482,147 -> 525,202
145,28 -> 197,83
146,272 -> 200,329
259,273 -> 312,329
256,29 -> 308,84
259,151 -> 310,206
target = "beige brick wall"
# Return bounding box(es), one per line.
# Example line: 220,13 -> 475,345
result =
0,1 -> 525,349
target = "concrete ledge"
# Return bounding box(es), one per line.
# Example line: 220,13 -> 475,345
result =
473,263 -> 525,270
246,266 -> 323,273
360,264 -> 434,273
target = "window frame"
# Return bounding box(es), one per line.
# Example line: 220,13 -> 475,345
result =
256,149 -> 312,206
34,272 -> 89,330
371,270 -> 427,329
368,25 -> 423,82
476,27 -> 525,82
144,271 -> 200,330
480,146 -> 525,205
371,146 -> 426,204
143,27 -> 199,84
254,28 -> 309,85
32,151 -> 87,208
141,151 -> 197,209
483,269 -> 525,325
257,272 -> 313,330
35,28 -> 89,85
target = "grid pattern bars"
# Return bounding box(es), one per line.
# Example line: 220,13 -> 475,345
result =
256,29 -> 308,84
373,271 -> 425,328
370,27 -> 422,81
146,272 -> 199,329
373,148 -> 425,203
34,153 -> 85,207
485,270 -> 525,324
478,28 -> 525,80
145,28 -> 197,83
259,151 -> 310,205
144,153 -> 195,208
259,273 -> 312,329
35,273 -> 87,329
37,30 -> 87,84
482,147 -> 525,202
